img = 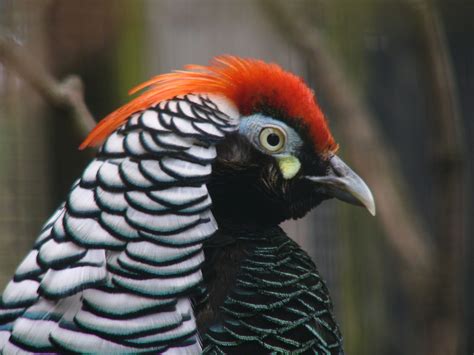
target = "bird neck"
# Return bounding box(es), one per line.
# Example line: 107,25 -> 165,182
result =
208,175 -> 290,229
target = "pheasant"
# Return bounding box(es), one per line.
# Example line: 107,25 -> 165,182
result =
0,56 -> 374,354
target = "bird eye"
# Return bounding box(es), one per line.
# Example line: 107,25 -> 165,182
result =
259,126 -> 286,153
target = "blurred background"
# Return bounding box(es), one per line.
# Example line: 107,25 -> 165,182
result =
0,0 -> 472,354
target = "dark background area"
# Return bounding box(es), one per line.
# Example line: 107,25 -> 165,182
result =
0,1 -> 472,354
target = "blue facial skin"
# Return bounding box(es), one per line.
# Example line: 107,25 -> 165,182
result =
238,114 -> 303,157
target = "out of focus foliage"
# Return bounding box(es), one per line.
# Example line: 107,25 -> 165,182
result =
0,1 -> 472,354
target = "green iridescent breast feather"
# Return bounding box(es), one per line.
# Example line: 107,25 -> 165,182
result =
199,227 -> 344,354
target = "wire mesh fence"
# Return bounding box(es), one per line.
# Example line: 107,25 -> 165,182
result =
0,1 -> 471,354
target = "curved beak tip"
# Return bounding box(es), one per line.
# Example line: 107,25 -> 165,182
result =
350,174 -> 376,216
306,155 -> 376,217
364,191 -> 376,216
343,174 -> 376,216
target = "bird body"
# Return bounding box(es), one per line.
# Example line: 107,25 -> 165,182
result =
198,226 -> 343,354
0,56 -> 374,354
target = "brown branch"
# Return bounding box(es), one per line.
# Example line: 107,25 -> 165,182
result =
0,36 -> 96,136
260,0 -> 434,282
404,1 -> 467,354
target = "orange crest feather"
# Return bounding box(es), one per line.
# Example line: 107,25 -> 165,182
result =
80,55 -> 337,153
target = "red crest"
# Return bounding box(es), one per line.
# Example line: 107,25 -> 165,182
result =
80,56 -> 337,153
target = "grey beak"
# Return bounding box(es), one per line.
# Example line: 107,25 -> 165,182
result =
306,155 -> 376,216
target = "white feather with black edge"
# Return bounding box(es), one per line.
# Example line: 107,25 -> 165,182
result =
0,94 -> 239,353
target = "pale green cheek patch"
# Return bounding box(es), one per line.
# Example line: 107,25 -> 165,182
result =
277,156 -> 301,179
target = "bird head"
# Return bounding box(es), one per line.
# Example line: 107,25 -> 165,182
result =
81,56 -> 375,227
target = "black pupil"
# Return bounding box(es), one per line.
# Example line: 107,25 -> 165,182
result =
267,133 -> 280,147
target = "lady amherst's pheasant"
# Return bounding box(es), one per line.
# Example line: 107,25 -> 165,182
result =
0,56 -> 374,354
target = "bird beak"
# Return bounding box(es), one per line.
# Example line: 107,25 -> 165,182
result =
305,155 -> 376,216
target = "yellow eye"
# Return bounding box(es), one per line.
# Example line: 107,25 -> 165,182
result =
259,126 -> 286,153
